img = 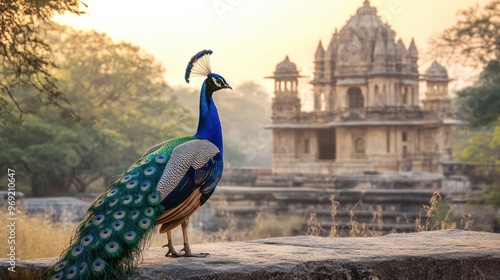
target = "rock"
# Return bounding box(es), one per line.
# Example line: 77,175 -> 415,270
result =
1,230 -> 500,280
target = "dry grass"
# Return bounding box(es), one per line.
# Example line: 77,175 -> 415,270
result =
307,192 -> 474,238
0,211 -> 75,260
328,195 -> 339,237
320,197 -> 386,237
346,206 -> 383,237
415,192 -> 461,231
0,208 -> 302,259
305,213 -> 325,236
461,214 -> 474,230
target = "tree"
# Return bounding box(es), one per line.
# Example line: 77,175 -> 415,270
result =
454,124 -> 500,212
0,112 -> 125,195
455,60 -> 500,127
0,0 -> 85,124
432,1 -> 500,217
429,0 -> 499,67
0,26 -> 194,195
453,61 -> 500,214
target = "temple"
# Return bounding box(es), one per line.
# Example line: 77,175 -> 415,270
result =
267,1 -> 458,176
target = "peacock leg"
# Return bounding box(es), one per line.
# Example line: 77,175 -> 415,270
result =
180,218 -> 209,257
163,230 -> 183,257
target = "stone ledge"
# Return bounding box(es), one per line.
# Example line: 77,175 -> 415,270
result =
2,230 -> 500,280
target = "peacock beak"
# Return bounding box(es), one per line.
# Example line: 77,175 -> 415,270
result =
224,85 -> 233,91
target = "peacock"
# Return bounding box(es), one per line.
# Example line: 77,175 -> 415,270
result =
47,49 -> 231,280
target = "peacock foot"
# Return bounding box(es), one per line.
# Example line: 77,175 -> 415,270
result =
180,247 -> 210,258
162,243 -> 183,258
162,243 -> 209,258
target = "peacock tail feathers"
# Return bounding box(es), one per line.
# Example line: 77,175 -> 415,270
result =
47,136 -> 195,280
185,49 -> 213,83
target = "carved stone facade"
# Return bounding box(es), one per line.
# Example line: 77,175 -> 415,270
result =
267,1 -> 458,175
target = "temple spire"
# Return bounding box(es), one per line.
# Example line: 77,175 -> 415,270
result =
315,40 -> 325,60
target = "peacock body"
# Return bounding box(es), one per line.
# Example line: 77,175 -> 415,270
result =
47,50 -> 231,280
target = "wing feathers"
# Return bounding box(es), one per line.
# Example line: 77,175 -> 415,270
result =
154,139 -> 222,233
156,139 -> 219,199
157,190 -> 201,233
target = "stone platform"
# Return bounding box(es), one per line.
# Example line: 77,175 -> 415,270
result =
1,230 -> 499,280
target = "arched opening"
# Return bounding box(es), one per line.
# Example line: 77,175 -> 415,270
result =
347,87 -> 364,109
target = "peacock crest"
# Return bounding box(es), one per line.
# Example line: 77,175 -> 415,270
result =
185,49 -> 213,83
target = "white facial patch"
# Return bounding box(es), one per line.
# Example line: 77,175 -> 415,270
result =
212,77 -> 222,87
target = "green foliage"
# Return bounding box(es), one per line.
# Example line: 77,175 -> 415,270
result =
454,63 -> 500,209
481,185 -> 500,210
454,125 -> 500,210
453,61 -> 500,211
453,60 -> 500,179
0,26 -> 194,195
174,81 -> 272,167
434,0 -> 500,213
455,60 -> 500,127
0,112 -> 124,195
0,0 -> 85,124
455,125 -> 500,167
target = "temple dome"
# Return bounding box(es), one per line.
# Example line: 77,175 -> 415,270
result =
313,1 -> 419,77
330,0 -> 399,69
276,56 -> 298,74
268,55 -> 304,79
342,0 -> 391,39
424,61 -> 450,82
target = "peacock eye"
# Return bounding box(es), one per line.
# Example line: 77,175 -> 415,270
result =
217,78 -> 223,85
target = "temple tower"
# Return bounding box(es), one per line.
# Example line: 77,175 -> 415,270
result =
422,61 -> 452,116
266,55 -> 303,122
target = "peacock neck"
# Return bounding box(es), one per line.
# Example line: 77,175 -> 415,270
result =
194,82 -> 223,154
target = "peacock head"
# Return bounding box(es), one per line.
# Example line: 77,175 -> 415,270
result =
206,73 -> 232,94
185,49 -> 232,94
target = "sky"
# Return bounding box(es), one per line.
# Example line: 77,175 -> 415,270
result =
54,0 -> 491,93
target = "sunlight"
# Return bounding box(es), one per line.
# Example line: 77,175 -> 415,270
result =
54,0 -> 492,92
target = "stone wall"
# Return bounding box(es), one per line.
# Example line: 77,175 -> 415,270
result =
1,230 -> 499,280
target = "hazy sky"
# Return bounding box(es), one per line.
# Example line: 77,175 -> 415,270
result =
55,0 -> 490,92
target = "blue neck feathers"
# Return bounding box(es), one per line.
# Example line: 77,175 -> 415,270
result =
194,82 -> 223,154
